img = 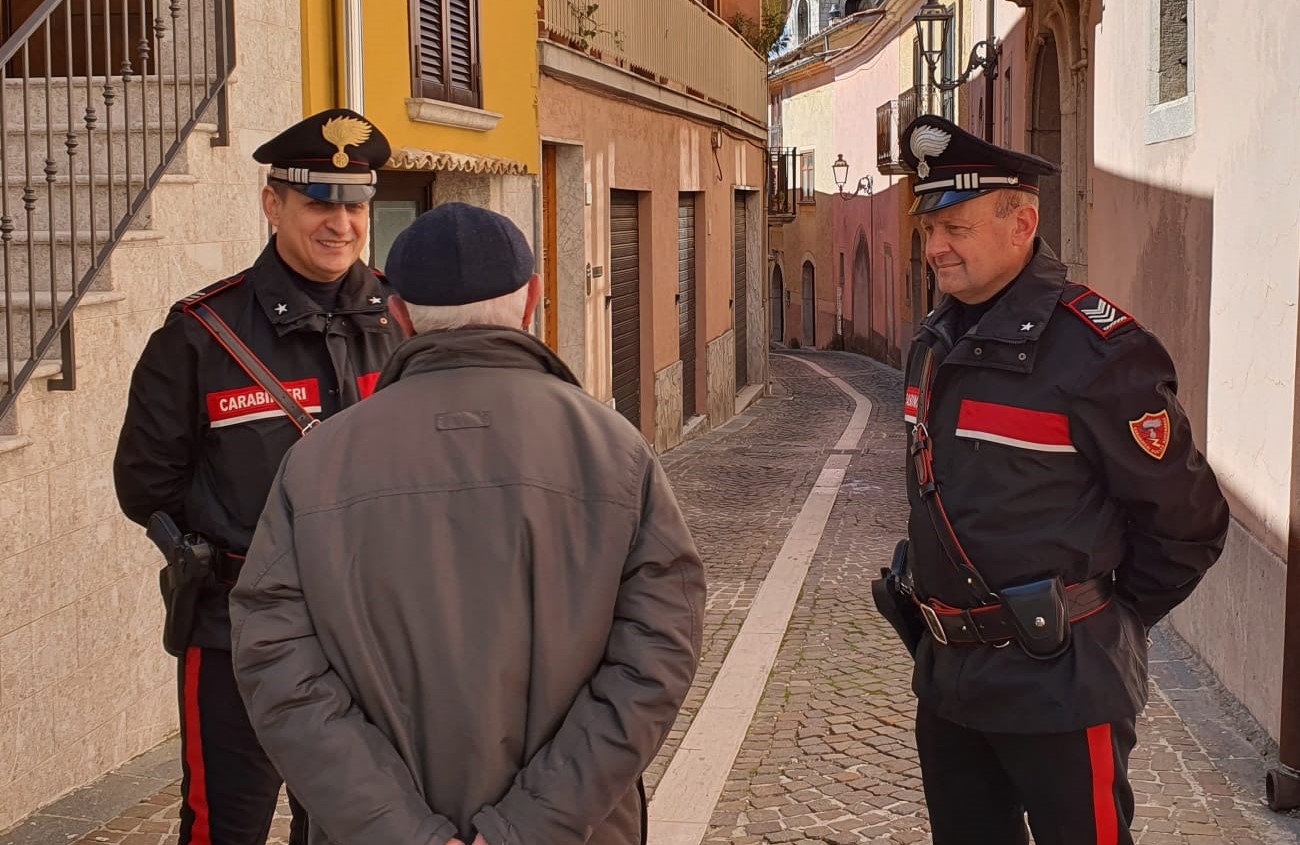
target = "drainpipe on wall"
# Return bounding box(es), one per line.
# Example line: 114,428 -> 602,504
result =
986,0 -> 995,142
343,0 -> 364,112
1268,300 -> 1300,812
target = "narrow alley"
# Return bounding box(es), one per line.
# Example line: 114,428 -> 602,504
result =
8,354 -> 1297,845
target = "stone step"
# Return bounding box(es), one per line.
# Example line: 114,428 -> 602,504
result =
0,290 -> 127,362
0,227 -> 160,300
2,71 -> 221,131
0,434 -> 33,453
3,118 -> 211,179
0,172 -> 162,233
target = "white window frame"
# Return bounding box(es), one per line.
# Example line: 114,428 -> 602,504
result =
1145,0 -> 1195,145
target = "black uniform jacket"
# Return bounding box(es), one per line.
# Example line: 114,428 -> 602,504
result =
114,238 -> 406,649
904,241 -> 1229,733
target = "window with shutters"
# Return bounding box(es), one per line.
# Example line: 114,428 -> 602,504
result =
799,151 -> 815,203
410,0 -> 481,108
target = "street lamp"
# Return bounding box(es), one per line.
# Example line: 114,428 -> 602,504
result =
912,0 -> 1000,139
913,1 -> 998,92
832,154 -> 872,199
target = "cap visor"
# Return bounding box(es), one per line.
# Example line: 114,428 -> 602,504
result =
909,189 -> 987,215
290,182 -> 376,204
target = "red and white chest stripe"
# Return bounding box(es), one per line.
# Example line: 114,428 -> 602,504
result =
206,378 -> 322,428
955,399 -> 1076,453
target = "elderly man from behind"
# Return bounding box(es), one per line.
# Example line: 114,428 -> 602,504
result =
230,202 -> 705,845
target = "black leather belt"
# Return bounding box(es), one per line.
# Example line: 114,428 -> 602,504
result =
915,574 -> 1114,646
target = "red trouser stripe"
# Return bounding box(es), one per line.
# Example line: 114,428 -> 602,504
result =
1087,724 -> 1118,845
184,647 -> 212,845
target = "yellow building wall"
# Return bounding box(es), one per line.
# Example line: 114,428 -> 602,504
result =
300,0 -> 541,173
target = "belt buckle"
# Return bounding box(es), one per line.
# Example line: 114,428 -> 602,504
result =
919,602 -> 948,645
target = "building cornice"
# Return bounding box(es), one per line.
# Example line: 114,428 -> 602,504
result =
538,41 -> 767,142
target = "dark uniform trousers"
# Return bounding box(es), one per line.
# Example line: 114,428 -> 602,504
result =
917,705 -> 1137,845
178,647 -> 308,845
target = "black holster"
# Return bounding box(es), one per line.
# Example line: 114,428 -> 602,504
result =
997,575 -> 1071,660
147,511 -> 214,658
871,540 -> 925,656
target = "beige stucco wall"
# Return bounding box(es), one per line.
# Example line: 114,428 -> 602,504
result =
773,75 -> 836,348
0,1 -> 302,828
1091,0 -> 1300,739
538,74 -> 766,442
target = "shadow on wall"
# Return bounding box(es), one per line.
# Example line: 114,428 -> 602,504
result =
1089,168 -> 1212,446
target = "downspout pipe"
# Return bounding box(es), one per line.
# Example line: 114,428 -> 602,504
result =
343,0 -> 364,112
1268,293 -> 1300,812
985,0 -> 996,141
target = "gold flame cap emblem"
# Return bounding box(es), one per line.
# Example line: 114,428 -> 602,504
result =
322,116 -> 373,169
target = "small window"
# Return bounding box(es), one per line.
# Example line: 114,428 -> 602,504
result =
370,173 -> 434,271
797,0 -> 810,42
411,0 -> 481,108
1157,0 -> 1188,103
799,151 -> 815,203
1145,0 -> 1194,144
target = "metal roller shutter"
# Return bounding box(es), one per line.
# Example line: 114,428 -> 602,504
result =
610,190 -> 641,428
734,193 -> 748,388
678,195 -> 697,421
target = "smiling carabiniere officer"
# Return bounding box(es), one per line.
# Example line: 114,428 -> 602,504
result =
113,108 -> 405,845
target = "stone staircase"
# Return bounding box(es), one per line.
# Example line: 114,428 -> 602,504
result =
0,0 -> 301,829
0,70 -> 220,448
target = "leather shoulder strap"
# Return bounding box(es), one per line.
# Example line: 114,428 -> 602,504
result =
185,302 -> 319,436
911,345 -> 993,603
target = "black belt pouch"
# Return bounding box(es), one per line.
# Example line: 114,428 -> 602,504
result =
871,540 -> 925,657
998,576 -> 1071,659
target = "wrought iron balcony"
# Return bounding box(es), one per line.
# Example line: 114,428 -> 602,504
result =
767,146 -> 798,223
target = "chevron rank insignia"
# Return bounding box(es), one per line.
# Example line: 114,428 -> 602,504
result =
1063,289 -> 1134,338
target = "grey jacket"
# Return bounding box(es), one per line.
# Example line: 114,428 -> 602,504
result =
230,328 -> 705,845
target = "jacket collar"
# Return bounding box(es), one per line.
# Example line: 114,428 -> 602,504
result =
922,239 -> 1069,372
251,238 -> 390,334
376,326 -> 583,391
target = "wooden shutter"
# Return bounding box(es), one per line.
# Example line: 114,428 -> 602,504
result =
413,0 -> 480,108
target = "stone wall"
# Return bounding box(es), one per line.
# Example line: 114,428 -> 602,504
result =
707,332 -> 737,427
0,0 -> 302,828
654,362 -> 684,454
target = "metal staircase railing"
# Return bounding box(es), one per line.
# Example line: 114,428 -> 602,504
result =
0,0 -> 236,426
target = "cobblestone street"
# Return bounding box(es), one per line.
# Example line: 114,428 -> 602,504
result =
5,352 -> 1299,845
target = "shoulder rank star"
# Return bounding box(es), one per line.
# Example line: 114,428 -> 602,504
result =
1129,410 -> 1171,460
369,296 -> 382,305
275,303 -> 288,315
1020,322 -> 1035,332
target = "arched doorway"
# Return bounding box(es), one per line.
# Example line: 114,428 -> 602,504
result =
1032,36 -> 1064,256
852,232 -> 870,348
770,264 -> 785,344
801,261 -> 816,348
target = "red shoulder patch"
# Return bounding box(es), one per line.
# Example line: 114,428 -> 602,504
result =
1061,288 -> 1135,339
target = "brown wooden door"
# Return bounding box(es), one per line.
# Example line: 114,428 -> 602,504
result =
734,192 -> 748,388
610,190 -> 640,428
542,145 -> 559,350
4,0 -> 151,78
678,194 -> 697,421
